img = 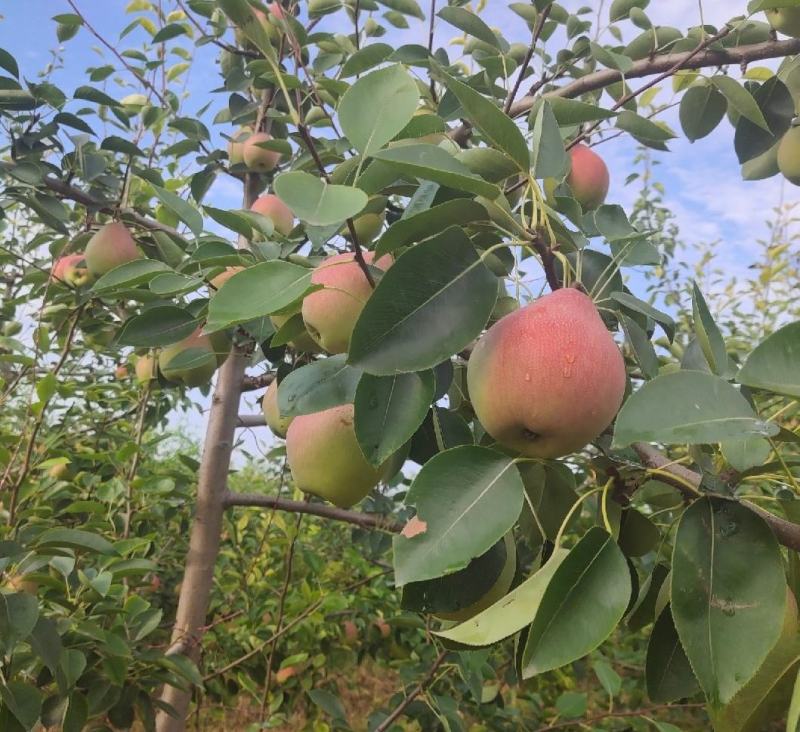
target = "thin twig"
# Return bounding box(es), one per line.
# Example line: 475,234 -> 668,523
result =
504,3 -> 552,113
224,491 -> 403,533
375,649 -> 449,732
533,703 -> 705,731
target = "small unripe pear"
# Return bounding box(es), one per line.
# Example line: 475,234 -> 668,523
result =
270,313 -> 321,353
566,144 -> 610,210
262,379 -> 293,437
84,222 -> 141,277
275,666 -> 299,684
778,126 -> 800,185
467,288 -> 626,459
227,128 -> 251,166
242,132 -> 282,173
286,404 -> 384,508
114,364 -> 129,380
135,354 -> 158,384
347,211 -> 385,244
766,7 -> 800,38
209,266 -> 243,290
302,251 -> 392,354
251,194 -> 294,235
159,330 -> 218,387
52,252 -> 90,286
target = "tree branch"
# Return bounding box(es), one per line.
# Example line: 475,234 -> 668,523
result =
452,36 -> 800,144
375,649 -> 449,732
223,491 -> 403,533
631,442 -> 800,552
504,3 -> 552,114
236,413 -> 266,428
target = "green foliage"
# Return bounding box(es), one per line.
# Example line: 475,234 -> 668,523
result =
1,0 -> 800,730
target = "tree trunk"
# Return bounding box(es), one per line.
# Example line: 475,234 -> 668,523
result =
156,175 -> 259,731
155,350 -> 247,731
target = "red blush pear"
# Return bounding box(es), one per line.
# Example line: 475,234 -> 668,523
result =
84,222 -> 141,277
567,143 -> 610,210
250,194 -> 294,236
467,288 -> 626,459
302,251 -> 392,354
242,132 -> 282,173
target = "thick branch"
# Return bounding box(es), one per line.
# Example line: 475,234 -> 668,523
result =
631,442 -> 800,552
241,373 -> 274,392
452,36 -> 800,144
43,176 -> 181,237
237,413 -> 266,428
223,491 -> 403,533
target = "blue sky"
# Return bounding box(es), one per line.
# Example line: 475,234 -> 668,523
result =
2,0 -> 796,459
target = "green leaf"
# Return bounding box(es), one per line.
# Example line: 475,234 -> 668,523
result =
593,660 -> 622,697
341,43 -> 393,77
277,355 -> 362,417
376,199 -> 487,257
74,85 -> 120,107
0,48 -> 20,78
0,682 -> 42,730
349,226 -> 498,375
620,314 -> 659,380
435,548 -> 569,646
101,135 -> 146,157
671,497 -> 787,706
376,0 -> 424,19
590,41 -> 634,72
274,171 -> 367,226
548,97 -> 618,126
521,528 -> 631,677
152,22 -> 189,43
646,607 -> 700,703
692,282 -> 727,376
439,72 -> 530,171
205,261 -> 313,333
393,446 -> 524,585
616,110 -> 676,143
92,260 -> 171,293
371,144 -> 502,197
338,65 -> 419,156
555,691 -> 587,718
737,321 -> 800,398
437,7 -> 500,48
720,437 -> 771,472
788,666 -> 800,732
611,291 -> 675,341
29,617 -> 62,673
711,76 -> 770,132
613,371 -> 777,448
354,371 -> 434,466
0,593 -> 39,654
117,307 -> 200,347
530,100 -> 567,179
35,528 -> 116,554
151,184 -> 204,237
679,84 -> 727,142
149,272 -> 203,296
609,0 -> 650,22
307,689 -> 347,722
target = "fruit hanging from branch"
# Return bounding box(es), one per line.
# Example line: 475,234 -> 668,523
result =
84,222 -> 142,277
467,288 -> 626,459
566,144 -> 610,211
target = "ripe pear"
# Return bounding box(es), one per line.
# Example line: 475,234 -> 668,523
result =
251,194 -> 294,235
52,252 -> 91,286
135,354 -> 158,384
158,330 -> 218,387
286,403 -> 385,508
227,127 -> 251,166
766,7 -> 800,38
436,533 -> 517,622
114,364 -> 129,380
302,251 -> 392,354
242,132 -> 282,173
778,126 -> 800,185
262,379 -> 293,438
84,222 -> 142,277
209,266 -> 243,290
270,313 -> 321,353
567,144 -> 610,210
467,287 -> 626,459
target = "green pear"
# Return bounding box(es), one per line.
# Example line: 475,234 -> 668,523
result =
262,379 -> 293,438
158,330 -> 218,387
778,126 -> 800,185
286,403 -> 386,508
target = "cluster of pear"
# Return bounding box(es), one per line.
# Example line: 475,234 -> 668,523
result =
263,239 -> 393,510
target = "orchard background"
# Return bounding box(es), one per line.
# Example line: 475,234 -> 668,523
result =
1,0 -> 800,731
